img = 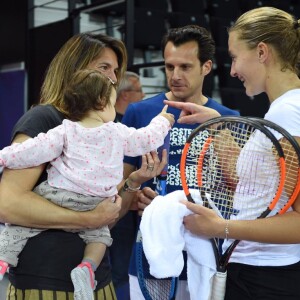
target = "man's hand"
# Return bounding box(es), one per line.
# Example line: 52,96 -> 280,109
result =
137,187 -> 157,216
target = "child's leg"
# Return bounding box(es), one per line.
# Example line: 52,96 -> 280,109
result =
0,261 -> 9,280
0,224 -> 43,281
83,242 -> 107,270
71,242 -> 106,300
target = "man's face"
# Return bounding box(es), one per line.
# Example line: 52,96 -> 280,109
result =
164,41 -> 208,102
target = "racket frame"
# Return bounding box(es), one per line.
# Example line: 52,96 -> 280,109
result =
180,116 -> 287,273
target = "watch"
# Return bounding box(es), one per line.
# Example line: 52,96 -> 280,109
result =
122,179 -> 141,193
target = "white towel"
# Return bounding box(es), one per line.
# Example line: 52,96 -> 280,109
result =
140,190 -> 216,300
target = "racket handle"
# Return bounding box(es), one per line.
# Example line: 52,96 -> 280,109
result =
210,271 -> 227,300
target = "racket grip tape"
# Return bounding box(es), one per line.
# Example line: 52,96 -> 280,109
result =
210,271 -> 227,300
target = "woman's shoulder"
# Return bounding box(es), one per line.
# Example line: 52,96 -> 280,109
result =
28,104 -> 65,120
12,104 -> 66,139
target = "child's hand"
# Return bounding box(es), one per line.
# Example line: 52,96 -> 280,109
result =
159,105 -> 175,127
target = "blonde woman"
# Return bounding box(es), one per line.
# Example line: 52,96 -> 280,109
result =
166,7 -> 300,299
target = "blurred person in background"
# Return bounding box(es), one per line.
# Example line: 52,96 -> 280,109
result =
114,71 -> 145,123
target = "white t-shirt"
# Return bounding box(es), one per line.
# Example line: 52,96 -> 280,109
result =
223,89 -> 300,266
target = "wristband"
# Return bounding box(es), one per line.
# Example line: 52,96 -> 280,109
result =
122,178 -> 141,193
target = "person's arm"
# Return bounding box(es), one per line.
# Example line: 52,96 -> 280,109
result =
182,192 -> 300,244
164,100 -> 221,124
0,125 -> 65,169
214,129 -> 241,190
118,102 -> 169,218
120,105 -> 174,157
0,133 -> 121,230
182,135 -> 300,244
116,150 -> 168,218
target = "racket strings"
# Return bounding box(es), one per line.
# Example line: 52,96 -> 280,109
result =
184,121 -> 284,221
144,279 -> 175,300
249,120 -> 300,215
137,248 -> 176,300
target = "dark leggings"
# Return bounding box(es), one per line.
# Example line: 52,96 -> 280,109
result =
225,262 -> 300,300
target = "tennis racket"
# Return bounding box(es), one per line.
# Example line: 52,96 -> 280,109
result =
136,132 -> 177,300
180,116 -> 298,300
